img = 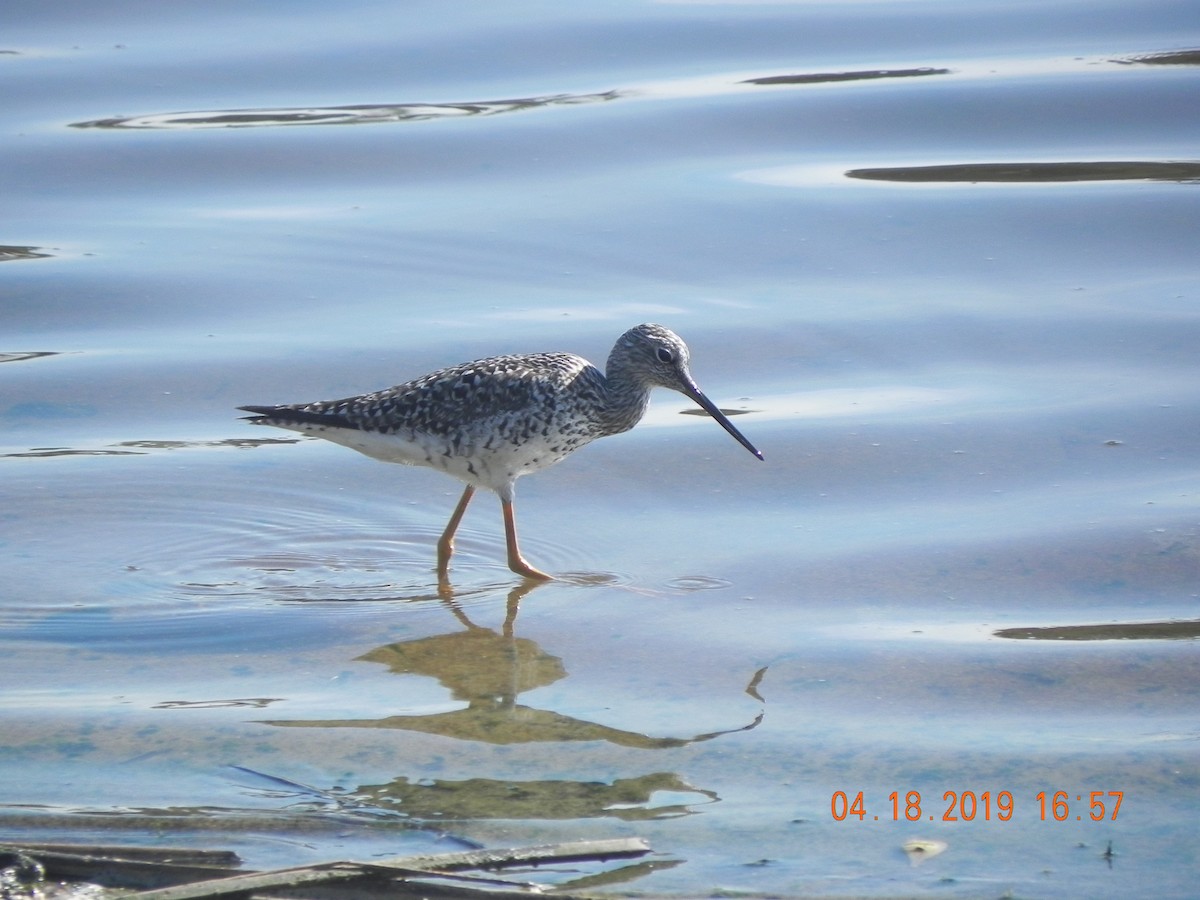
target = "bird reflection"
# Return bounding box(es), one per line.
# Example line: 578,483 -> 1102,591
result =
351,770 -> 717,822
259,587 -> 765,825
262,589 -> 763,749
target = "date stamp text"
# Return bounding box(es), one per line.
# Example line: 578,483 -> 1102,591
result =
831,790 -> 1123,822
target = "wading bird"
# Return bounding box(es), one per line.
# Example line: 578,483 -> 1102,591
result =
240,323 -> 762,581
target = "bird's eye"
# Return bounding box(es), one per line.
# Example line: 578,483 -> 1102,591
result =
656,348 -> 674,364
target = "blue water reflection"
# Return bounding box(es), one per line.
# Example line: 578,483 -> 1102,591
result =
3,0 -> 1199,895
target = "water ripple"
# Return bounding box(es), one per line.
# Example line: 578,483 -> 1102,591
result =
71,90 -> 620,130
104,486 -> 617,607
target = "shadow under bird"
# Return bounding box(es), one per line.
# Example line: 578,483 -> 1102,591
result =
240,323 -> 762,581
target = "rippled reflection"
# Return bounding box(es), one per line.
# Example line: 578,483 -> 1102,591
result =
350,770 -> 717,822
2,437 -> 298,458
252,595 -> 761,825
263,595 -> 765,751
71,90 -> 621,130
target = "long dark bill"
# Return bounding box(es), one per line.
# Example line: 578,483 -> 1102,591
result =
683,383 -> 764,461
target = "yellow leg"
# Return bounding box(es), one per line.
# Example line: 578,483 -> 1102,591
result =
502,499 -> 552,581
437,485 -> 475,580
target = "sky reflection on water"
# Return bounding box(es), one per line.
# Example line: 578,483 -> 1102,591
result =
3,1 -> 1200,896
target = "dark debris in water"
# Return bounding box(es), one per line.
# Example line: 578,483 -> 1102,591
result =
0,352 -> 59,365
743,66 -> 949,85
1116,49 -> 1200,66
846,161 -> 1200,184
995,618 -> 1200,641
0,246 -> 52,262
679,406 -> 755,418
0,837 -> 652,899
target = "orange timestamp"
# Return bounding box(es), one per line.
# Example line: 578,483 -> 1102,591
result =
831,790 -> 1123,822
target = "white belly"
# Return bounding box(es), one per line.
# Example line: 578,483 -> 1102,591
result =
273,419 -> 595,501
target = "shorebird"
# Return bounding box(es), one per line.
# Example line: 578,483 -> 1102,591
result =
240,323 -> 762,581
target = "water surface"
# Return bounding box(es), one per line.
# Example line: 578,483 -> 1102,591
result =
3,1 -> 1199,896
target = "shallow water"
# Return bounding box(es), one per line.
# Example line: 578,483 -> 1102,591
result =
4,1 -> 1200,896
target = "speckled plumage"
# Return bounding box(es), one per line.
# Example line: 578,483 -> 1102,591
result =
240,324 -> 761,581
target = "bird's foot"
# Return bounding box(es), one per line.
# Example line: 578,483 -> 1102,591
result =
508,556 -> 553,581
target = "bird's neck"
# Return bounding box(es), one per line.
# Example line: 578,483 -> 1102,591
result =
599,367 -> 653,436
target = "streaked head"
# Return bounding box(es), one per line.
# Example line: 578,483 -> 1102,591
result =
613,323 -> 763,460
